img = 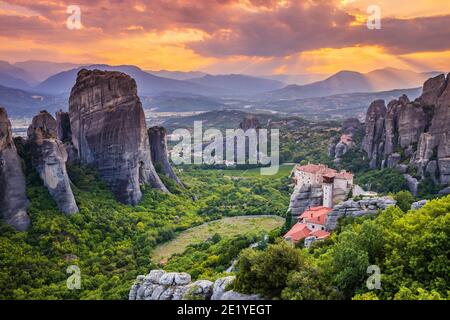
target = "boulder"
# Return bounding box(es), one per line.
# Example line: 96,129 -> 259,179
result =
404,174 -> 419,196
27,111 -> 78,215
68,69 -> 168,205
0,107 -> 30,230
129,270 -> 260,301
183,280 -> 214,300
411,200 -> 428,210
211,276 -> 235,300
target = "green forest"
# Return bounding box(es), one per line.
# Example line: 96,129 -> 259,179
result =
0,164 -> 290,299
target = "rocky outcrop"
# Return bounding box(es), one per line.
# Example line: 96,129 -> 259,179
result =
362,100 -> 386,169
411,200 -> 428,210
328,118 -> 363,162
129,270 -> 261,300
0,107 -> 30,231
55,111 -> 77,164
56,111 -> 72,142
404,174 -> 419,196
148,126 -> 182,186
68,69 -> 168,205
288,184 -> 323,221
27,111 -> 78,215
325,197 -> 396,231
362,73 -> 450,187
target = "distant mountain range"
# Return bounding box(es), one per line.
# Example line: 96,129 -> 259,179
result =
260,68 -> 443,100
0,85 -> 65,117
0,60 -> 445,120
14,60 -> 80,83
36,64 -> 286,96
146,70 -> 207,80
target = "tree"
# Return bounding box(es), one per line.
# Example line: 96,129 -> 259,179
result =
234,241 -> 304,299
394,191 -> 415,212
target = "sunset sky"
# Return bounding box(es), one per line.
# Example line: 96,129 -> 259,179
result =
1,0 -> 450,75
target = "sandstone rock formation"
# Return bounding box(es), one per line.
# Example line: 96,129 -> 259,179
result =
362,100 -> 387,169
325,197 -> 396,231
328,118 -> 363,162
148,126 -> 183,186
362,73 -> 450,187
287,184 -> 323,221
56,111 -> 78,164
0,107 -> 30,231
129,270 -> 261,300
27,111 -> 78,215
68,69 -> 168,205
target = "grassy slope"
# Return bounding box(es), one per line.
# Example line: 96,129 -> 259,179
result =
152,215 -> 284,263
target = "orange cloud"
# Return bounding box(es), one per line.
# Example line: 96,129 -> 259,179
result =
0,0 -> 449,74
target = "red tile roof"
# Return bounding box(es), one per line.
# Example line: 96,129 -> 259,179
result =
296,164 -> 337,176
296,164 -> 353,181
284,223 -> 311,242
284,221 -> 331,243
309,229 -> 330,239
299,206 -> 332,225
335,170 -> 353,180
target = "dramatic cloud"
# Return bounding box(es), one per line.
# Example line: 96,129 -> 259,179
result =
0,0 -> 449,73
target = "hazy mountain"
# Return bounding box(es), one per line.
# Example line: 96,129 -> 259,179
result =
365,67 -> 431,91
261,73 -> 328,85
252,87 -> 423,120
141,93 -> 226,112
188,74 -> 285,95
262,71 -> 372,100
261,68 -> 437,100
36,64 -> 220,96
0,85 -> 65,117
14,60 -> 80,83
0,61 -> 36,89
146,70 -> 207,80
0,73 -> 32,91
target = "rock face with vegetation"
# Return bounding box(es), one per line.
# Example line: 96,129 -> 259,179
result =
129,270 -> 260,300
27,111 -> 78,215
362,73 -> 450,190
0,107 -> 30,231
68,69 -> 168,205
148,126 -> 182,186
325,196 -> 396,230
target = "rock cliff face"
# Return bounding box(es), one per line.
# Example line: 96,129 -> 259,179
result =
325,197 -> 396,231
27,111 -> 78,215
362,74 -> 450,188
0,107 -> 30,231
148,126 -> 182,186
288,184 -> 323,221
129,270 -> 260,300
56,111 -> 78,164
68,69 -> 168,205
362,100 -> 387,169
